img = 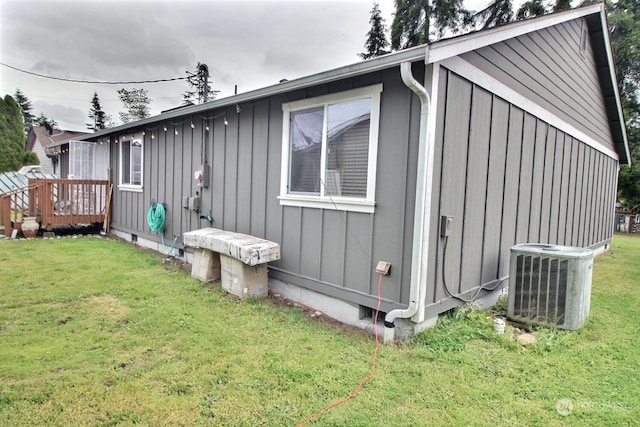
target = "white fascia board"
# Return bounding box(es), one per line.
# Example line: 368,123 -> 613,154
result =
442,56 -> 620,161
425,4 -> 604,64
597,7 -> 632,166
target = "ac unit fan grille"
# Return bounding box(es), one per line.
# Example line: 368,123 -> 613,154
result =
513,255 -> 569,326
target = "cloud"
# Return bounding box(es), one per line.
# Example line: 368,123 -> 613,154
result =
2,1 -> 195,79
32,100 -> 87,132
1,0 -> 378,130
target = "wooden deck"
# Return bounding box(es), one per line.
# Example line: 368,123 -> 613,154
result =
0,178 -> 111,236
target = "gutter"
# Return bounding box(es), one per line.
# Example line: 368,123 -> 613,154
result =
65,46 -> 428,143
384,60 -> 433,339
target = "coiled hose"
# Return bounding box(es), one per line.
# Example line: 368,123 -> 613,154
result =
147,202 -> 166,233
147,202 -> 177,255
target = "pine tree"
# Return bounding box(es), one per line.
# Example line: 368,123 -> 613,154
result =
360,3 -> 390,60
610,0 -> 640,208
117,88 -> 151,124
14,88 -> 34,135
552,0 -> 572,13
473,0 -> 513,29
431,0 -> 472,40
391,0 -> 471,50
516,0 -> 547,20
86,92 -> 107,132
0,95 -> 26,172
391,0 -> 430,50
34,112 -> 57,129
183,63 -> 218,106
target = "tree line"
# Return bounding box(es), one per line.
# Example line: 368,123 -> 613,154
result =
360,0 -> 639,209
1,1 -> 638,208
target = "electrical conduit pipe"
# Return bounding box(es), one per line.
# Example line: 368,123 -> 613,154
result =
384,61 -> 432,342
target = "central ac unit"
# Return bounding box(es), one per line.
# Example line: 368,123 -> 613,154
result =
507,244 -> 594,330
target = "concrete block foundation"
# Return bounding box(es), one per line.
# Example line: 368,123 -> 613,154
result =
220,254 -> 268,298
191,248 -> 221,282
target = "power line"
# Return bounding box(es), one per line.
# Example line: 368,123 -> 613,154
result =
1,62 -> 188,85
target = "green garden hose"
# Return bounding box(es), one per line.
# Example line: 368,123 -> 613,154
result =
147,202 -> 166,233
147,202 -> 177,255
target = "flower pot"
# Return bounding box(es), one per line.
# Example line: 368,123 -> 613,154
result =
20,216 -> 39,238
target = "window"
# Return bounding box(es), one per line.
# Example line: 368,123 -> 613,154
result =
68,141 -> 94,179
279,84 -> 382,213
119,134 -> 143,191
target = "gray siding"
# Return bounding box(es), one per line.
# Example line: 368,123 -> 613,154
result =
461,19 -> 614,150
107,68 -> 422,313
424,68 -> 617,317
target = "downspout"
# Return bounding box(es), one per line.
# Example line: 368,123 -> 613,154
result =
384,61 -> 432,340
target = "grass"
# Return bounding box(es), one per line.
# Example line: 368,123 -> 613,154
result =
0,235 -> 638,426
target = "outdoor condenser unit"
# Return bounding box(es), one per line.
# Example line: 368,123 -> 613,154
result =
507,244 -> 594,330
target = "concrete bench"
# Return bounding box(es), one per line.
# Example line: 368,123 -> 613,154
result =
183,227 -> 280,299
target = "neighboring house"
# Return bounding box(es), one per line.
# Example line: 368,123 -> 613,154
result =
54,4 -> 629,339
25,125 -> 85,175
615,203 -> 639,233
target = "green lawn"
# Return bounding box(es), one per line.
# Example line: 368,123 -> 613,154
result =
0,235 -> 638,426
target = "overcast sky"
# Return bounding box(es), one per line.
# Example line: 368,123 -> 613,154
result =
0,0 -> 492,131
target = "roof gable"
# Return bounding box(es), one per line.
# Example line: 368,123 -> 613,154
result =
424,3 -> 629,164
27,126 -> 86,151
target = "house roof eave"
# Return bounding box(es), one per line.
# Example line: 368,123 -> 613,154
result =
593,6 -> 631,166
424,3 -> 604,64
73,44 -> 429,143
424,3 -> 630,165
71,3 -> 629,165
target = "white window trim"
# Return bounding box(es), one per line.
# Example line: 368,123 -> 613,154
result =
118,132 -> 144,192
279,84 -> 382,213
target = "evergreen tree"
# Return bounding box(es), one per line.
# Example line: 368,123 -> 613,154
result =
117,88 -> 151,124
360,2 -> 390,60
609,0 -> 640,207
391,0 -> 430,50
183,63 -> 218,105
33,112 -> 57,129
553,0 -> 572,13
473,0 -> 513,29
516,0 -> 547,20
14,88 -> 34,135
431,0 -> 472,40
391,0 -> 471,50
86,92 -> 107,132
0,95 -> 26,172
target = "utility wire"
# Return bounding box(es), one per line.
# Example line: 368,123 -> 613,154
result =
1,62 -> 188,85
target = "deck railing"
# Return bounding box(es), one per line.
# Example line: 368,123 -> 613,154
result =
0,179 -> 111,236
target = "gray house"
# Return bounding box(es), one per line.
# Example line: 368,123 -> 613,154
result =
60,4 -> 629,339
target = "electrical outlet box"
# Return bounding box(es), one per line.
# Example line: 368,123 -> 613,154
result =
376,261 -> 391,275
182,197 -> 189,209
188,196 -> 200,212
440,215 -> 453,237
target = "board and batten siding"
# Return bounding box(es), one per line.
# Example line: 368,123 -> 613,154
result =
107,68 -> 422,313
424,68 -> 617,317
460,18 -> 614,152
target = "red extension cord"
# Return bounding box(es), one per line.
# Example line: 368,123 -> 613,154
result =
296,273 -> 384,426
